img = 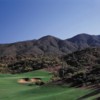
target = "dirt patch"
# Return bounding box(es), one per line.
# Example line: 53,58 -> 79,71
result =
44,66 -> 61,72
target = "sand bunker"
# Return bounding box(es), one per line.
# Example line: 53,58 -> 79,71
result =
31,78 -> 41,82
18,78 -> 30,84
18,78 -> 42,84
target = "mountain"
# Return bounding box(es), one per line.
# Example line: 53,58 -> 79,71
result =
68,33 -> 100,49
0,33 -> 100,64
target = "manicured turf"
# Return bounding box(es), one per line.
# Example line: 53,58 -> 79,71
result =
0,70 -> 93,100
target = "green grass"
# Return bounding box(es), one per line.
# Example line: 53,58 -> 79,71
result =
0,70 -> 93,100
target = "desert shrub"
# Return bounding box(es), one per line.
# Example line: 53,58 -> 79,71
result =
35,81 -> 45,85
59,66 -> 77,79
23,78 -> 30,81
71,71 -> 87,86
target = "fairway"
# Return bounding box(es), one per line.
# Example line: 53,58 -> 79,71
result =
0,70 -> 92,100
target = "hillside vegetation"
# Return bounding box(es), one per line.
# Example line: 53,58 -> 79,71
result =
58,48 -> 100,87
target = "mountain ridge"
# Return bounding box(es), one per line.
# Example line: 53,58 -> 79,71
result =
0,33 -> 100,64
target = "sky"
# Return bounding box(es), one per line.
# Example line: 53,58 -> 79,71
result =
0,0 -> 100,43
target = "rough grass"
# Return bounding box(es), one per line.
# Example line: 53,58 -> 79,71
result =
0,70 -> 94,100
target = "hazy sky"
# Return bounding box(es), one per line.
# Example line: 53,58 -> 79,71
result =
0,0 -> 100,43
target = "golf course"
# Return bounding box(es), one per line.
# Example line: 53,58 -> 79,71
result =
0,69 -> 97,100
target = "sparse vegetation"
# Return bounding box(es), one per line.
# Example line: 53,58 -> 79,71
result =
7,56 -> 61,74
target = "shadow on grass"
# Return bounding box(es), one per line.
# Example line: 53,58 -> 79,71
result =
96,97 -> 100,100
77,88 -> 100,100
